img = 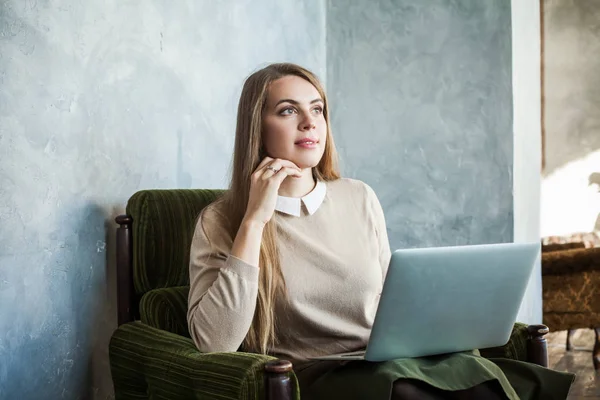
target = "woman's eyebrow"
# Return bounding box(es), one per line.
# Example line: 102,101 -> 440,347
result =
274,98 -> 323,107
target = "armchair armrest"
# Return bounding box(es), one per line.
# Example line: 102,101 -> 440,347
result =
479,323 -> 549,367
109,321 -> 298,400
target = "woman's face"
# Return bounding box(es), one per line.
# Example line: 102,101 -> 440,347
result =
262,75 -> 327,169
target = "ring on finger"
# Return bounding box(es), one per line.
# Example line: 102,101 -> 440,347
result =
266,166 -> 280,173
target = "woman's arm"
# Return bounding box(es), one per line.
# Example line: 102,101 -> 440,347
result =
230,219 -> 264,268
365,184 -> 392,279
187,157 -> 303,352
187,207 -> 261,353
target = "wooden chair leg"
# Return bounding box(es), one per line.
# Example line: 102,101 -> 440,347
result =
566,329 -> 575,351
527,324 -> 549,367
593,327 -> 600,371
265,359 -> 294,400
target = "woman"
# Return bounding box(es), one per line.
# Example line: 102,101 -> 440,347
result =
187,63 -> 574,399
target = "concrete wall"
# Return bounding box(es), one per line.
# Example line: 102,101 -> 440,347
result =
0,2 -> 325,399
326,0 -> 543,324
541,0 -> 600,237
326,1 -> 514,248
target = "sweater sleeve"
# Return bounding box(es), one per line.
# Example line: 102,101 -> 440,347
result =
365,184 -> 392,281
187,205 -> 259,353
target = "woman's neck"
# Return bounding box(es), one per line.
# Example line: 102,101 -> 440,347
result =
278,168 -> 316,198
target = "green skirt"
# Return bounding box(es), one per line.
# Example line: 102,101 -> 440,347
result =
295,350 -> 575,400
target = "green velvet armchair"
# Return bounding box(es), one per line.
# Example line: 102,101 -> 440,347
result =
109,189 -> 551,400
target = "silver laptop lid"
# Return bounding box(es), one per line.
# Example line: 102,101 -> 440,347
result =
365,242 -> 540,361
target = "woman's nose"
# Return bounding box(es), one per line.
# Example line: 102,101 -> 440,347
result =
300,115 -> 316,131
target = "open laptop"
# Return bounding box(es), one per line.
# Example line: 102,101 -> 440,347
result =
309,242 -> 540,362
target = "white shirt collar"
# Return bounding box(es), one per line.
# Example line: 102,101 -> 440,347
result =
275,181 -> 327,217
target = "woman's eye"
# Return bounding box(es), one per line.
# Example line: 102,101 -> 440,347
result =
313,107 -> 323,114
280,107 -> 295,115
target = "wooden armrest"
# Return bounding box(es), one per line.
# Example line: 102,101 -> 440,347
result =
527,324 -> 549,367
265,360 -> 294,400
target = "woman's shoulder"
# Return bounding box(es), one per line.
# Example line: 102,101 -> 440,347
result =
199,199 -> 228,224
325,178 -> 383,219
326,177 -> 377,199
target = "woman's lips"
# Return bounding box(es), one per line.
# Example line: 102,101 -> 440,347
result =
295,142 -> 318,149
295,138 -> 319,149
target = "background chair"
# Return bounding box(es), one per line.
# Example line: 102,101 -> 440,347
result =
541,240 -> 600,370
109,189 -> 552,400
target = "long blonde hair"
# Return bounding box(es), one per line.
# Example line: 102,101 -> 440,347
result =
220,63 -> 340,354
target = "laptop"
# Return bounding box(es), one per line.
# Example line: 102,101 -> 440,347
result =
309,242 -> 540,362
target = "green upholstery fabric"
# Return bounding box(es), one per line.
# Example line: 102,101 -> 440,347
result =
140,286 -> 191,338
110,321 -> 300,400
479,322 -> 528,361
126,189 -> 225,295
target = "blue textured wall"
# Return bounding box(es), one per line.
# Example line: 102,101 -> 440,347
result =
327,1 -> 514,248
0,1 -> 325,399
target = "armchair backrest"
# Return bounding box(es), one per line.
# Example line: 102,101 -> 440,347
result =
541,242 -> 586,253
116,189 -> 224,325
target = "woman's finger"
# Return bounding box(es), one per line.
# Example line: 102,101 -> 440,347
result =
257,158 -> 302,180
261,162 -> 283,179
255,157 -> 274,171
276,159 -> 302,172
273,166 -> 303,182
261,158 -> 301,173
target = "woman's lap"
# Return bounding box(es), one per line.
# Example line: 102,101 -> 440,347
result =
392,378 -> 506,400
295,354 -> 574,400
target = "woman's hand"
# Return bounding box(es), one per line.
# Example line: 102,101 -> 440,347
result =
243,157 -> 302,226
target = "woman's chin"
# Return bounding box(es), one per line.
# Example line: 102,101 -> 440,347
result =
293,159 -> 321,170
290,152 -> 324,170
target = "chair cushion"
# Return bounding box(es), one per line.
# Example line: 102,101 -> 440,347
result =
479,323 -> 528,361
127,189 -> 225,294
140,286 -> 191,338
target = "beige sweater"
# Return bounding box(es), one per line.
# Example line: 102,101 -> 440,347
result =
187,178 -> 391,364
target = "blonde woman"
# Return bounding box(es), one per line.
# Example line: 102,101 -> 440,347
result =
187,63 -> 573,399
